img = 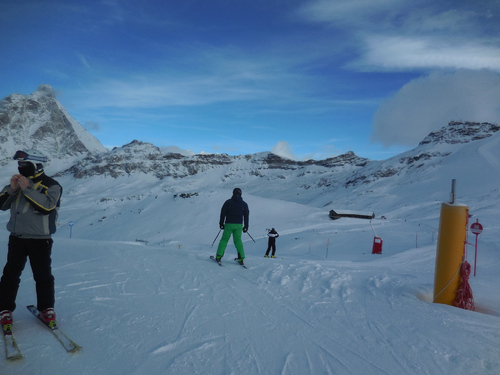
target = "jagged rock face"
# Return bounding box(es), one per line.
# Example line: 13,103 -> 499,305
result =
56,120 -> 499,186
59,140 -> 235,179
316,151 -> 369,168
419,121 -> 500,145
261,151 -> 369,169
0,84 -> 107,164
58,140 -> 371,180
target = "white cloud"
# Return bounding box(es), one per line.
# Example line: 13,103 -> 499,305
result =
160,146 -> 195,157
272,141 -> 296,160
296,0 -> 405,25
297,0 -> 500,73
357,36 -> 500,72
77,53 -> 92,70
83,121 -> 100,131
371,69 -> 500,146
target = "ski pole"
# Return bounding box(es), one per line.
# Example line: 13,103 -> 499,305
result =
211,229 -> 222,248
246,231 -> 256,243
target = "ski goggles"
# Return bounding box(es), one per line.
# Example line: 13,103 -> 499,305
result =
13,150 -> 47,163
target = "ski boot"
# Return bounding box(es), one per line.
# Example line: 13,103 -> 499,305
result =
0,310 -> 13,326
41,308 -> 57,325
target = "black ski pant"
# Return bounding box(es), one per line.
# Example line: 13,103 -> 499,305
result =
265,243 -> 276,257
0,235 -> 55,312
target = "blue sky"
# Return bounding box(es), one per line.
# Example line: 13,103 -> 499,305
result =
1,0 -> 499,160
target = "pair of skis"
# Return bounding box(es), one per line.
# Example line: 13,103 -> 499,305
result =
210,255 -> 247,269
3,305 -> 81,361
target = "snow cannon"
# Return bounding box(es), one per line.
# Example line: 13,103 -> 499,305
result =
433,181 -> 469,306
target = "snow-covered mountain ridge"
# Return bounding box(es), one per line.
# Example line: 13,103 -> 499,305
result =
57,120 -> 499,183
1,86 -> 499,194
50,121 -> 499,208
58,140 -> 370,180
420,121 -> 500,145
1,85 -> 499,239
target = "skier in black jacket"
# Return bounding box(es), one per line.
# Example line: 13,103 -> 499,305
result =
214,188 -> 249,265
264,228 -> 279,258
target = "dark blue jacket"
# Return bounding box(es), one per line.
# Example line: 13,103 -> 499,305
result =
219,194 -> 249,227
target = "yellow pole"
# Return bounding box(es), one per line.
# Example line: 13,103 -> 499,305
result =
433,202 -> 468,305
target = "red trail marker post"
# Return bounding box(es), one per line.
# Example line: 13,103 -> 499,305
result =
470,220 -> 483,277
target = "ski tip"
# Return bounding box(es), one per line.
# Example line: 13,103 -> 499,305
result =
210,255 -> 222,266
234,258 -> 247,268
68,345 -> 83,353
7,354 -> 23,361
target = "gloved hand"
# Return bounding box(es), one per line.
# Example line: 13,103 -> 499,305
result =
220,223 -> 225,230
243,226 -> 248,233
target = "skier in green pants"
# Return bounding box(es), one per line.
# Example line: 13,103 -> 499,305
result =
215,188 -> 249,265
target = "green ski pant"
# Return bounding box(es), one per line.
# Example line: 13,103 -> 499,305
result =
216,223 -> 245,260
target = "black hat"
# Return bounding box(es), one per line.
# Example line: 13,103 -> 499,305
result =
233,188 -> 242,196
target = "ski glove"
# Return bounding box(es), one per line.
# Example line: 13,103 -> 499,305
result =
220,223 -> 225,230
243,226 -> 248,233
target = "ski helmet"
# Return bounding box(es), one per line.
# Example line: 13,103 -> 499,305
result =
13,149 -> 47,175
233,188 -> 242,196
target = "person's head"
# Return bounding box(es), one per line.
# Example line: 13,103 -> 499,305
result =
13,149 -> 47,177
233,188 -> 242,196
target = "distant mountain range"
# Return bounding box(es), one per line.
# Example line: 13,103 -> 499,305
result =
1,85 -> 499,210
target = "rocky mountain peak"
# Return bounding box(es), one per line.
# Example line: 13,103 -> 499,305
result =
419,121 -> 500,146
0,85 -> 107,165
112,140 -> 163,156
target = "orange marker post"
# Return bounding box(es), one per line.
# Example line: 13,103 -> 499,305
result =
433,202 -> 469,305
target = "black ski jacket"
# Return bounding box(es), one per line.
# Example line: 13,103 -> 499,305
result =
219,194 -> 249,227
